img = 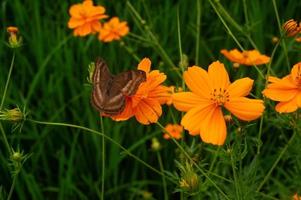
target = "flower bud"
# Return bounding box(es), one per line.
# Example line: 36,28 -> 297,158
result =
7,26 -> 22,48
0,108 -> 24,122
151,137 -> 161,151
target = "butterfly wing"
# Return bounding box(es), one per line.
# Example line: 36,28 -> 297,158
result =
101,70 -> 146,115
91,58 -> 114,113
91,58 -> 146,115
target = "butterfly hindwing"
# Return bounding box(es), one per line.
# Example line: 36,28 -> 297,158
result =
91,58 -> 146,115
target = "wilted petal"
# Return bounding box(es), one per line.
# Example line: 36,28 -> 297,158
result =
227,78 -> 254,97
225,97 -> 264,121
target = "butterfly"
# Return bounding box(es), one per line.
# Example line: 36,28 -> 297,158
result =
91,58 -> 146,115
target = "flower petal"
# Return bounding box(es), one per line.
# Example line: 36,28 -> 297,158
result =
181,104 -> 214,136
227,77 -> 254,97
199,107 -> 227,145
111,98 -> 134,121
183,66 -> 212,98
225,97 -> 264,121
291,62 -> 301,83
208,61 -> 230,90
172,92 -> 208,112
138,58 -> 151,73
275,98 -> 298,113
134,99 -> 162,125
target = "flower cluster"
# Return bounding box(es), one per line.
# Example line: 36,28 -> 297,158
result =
67,0 -> 129,42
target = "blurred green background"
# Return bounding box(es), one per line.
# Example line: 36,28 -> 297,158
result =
1,0 -> 301,199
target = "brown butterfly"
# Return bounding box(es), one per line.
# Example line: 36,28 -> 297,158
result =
91,58 -> 146,115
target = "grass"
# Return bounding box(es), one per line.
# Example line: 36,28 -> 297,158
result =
1,0 -> 301,199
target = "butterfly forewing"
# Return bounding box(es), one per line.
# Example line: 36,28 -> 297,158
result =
91,58 -> 146,115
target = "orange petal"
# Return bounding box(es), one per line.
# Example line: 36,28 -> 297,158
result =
134,99 -> 162,125
111,98 -> 134,121
199,107 -> 227,145
225,97 -> 264,121
220,49 -> 243,63
172,92 -> 208,112
181,104 -> 213,136
275,98 -> 298,113
227,78 -> 254,97
148,85 -> 171,105
291,62 -> 301,83
183,66 -> 212,98
268,76 -> 281,83
69,4 -> 83,18
138,58 -> 151,73
68,18 -> 85,28
208,61 -> 230,90
262,87 -> 298,102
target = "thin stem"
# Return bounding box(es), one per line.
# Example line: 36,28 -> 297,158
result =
7,174 -> 17,200
119,40 -> 140,62
0,52 -> 16,155
177,7 -> 186,92
231,153 -> 241,200
27,119 -> 176,184
126,2 -> 176,70
157,152 -> 168,200
100,116 -> 105,200
271,0 -> 290,70
257,42 -> 280,154
1,52 -> 15,109
156,122 -> 230,200
256,129 -> 298,192
242,0 -> 249,28
195,0 -> 201,65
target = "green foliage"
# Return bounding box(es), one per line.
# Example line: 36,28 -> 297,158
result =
0,0 -> 301,199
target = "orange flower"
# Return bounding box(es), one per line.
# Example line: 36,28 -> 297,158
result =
262,62 -> 301,113
293,193 -> 301,200
172,61 -> 264,145
221,49 -> 270,66
283,19 -> 301,37
7,26 -> 18,34
67,0 -> 108,36
163,124 -> 183,140
98,17 -> 129,42
112,58 -> 171,125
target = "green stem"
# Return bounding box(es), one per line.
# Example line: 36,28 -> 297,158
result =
157,152 -> 168,200
156,122 -> 230,200
257,42 -> 280,154
100,116 -> 105,200
195,0 -> 201,65
7,174 -> 17,200
1,52 -> 15,109
126,2 -> 177,71
256,129 -> 298,192
271,0 -> 290,70
27,119 -> 176,184
0,52 -> 16,155
231,153 -> 241,200
119,40 -> 140,62
177,7 -> 186,92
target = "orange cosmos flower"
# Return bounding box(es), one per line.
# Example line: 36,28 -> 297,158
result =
262,62 -> 301,113
98,17 -> 129,42
111,58 -> 171,125
293,193 -> 301,200
172,61 -> 264,145
163,124 -> 183,140
67,0 -> 108,36
221,49 -> 270,66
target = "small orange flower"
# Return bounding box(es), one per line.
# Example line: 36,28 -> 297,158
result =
67,0 -> 108,36
112,58 -> 171,125
7,26 -> 18,34
172,61 -> 264,145
98,17 -> 129,42
163,124 -> 183,140
283,19 -> 301,37
221,49 -> 270,66
293,193 -> 301,200
263,62 -> 301,113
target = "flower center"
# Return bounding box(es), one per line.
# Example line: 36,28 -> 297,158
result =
295,65 -> 301,87
210,88 -> 230,106
242,51 -> 249,58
